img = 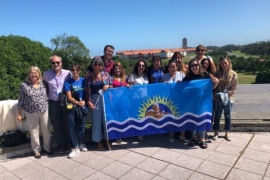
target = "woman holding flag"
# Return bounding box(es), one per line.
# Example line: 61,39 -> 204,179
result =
86,56 -> 111,151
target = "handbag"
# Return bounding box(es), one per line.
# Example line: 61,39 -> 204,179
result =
74,105 -> 88,124
216,92 -> 229,106
59,92 -> 73,110
60,83 -> 79,110
0,130 -> 28,147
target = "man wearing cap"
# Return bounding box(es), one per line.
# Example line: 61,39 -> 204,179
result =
43,55 -> 72,153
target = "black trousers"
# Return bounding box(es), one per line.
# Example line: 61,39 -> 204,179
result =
49,100 -> 72,149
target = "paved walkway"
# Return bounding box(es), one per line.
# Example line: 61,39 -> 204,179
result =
0,84 -> 270,179
1,132 -> 270,179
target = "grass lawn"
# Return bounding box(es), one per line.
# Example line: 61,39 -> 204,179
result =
237,72 -> 256,84
231,51 -> 260,58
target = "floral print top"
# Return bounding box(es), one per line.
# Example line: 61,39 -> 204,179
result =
86,71 -> 112,102
17,82 -> 48,113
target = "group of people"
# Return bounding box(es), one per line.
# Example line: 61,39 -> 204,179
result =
17,44 -> 238,159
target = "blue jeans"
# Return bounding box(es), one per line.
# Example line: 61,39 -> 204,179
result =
191,130 -> 205,140
68,106 -> 87,148
213,99 -> 232,131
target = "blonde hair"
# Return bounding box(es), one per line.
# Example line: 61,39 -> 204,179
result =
218,56 -> 232,73
112,62 -> 126,83
26,66 -> 42,83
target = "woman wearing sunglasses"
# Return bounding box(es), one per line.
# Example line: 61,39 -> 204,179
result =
183,59 -> 219,149
64,64 -> 88,158
128,60 -> 149,141
128,60 -> 149,86
192,45 -> 216,73
86,56 -> 111,151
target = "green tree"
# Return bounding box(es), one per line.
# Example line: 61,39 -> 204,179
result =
51,33 -> 91,73
0,35 -> 51,100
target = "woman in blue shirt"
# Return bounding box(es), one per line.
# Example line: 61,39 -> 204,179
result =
64,64 -> 88,158
148,56 -> 164,84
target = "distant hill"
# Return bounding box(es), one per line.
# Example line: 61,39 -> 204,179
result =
206,41 -> 270,56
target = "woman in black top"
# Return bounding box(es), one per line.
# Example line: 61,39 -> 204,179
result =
183,59 -> 218,149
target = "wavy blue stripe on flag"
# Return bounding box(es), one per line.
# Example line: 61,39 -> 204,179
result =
103,79 -> 213,140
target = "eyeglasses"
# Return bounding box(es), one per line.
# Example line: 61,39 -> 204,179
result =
197,50 -> 204,52
72,69 -> 79,72
138,64 -> 145,67
106,50 -> 114,53
94,64 -> 102,67
190,64 -> 199,68
51,61 -> 60,65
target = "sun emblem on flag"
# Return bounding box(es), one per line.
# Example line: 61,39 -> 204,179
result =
137,95 -> 180,120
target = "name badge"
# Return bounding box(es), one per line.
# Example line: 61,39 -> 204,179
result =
57,89 -> 61,96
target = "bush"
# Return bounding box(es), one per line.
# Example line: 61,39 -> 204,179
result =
255,70 -> 270,83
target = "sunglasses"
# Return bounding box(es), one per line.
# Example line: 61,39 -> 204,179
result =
138,64 -> 145,67
197,50 -> 204,52
94,64 -> 103,67
51,61 -> 60,65
190,64 -> 199,68
72,69 -> 79,72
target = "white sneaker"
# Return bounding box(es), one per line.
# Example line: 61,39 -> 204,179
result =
79,144 -> 88,152
68,148 -> 80,158
116,139 -> 122,144
213,133 -> 219,140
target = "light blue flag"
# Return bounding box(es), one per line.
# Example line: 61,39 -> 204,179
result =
103,79 -> 213,140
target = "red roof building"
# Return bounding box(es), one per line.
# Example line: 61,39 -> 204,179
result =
116,48 -> 196,59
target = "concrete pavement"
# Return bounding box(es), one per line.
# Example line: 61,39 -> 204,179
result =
1,132 -> 270,180
0,84 -> 270,179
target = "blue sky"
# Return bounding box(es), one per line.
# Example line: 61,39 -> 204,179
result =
1,0 -> 270,56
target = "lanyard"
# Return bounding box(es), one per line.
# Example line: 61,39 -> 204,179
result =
53,70 -> 62,89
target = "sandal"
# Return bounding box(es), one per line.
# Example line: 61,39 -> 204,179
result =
188,139 -> 198,147
97,142 -> 104,151
200,141 -> 208,149
34,152 -> 41,159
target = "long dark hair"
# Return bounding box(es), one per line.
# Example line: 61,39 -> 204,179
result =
201,58 -> 216,75
132,60 -> 148,76
187,59 -> 203,76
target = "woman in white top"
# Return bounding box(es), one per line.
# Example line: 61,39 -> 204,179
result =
128,60 -> 149,86
128,60 -> 149,141
161,59 -> 188,143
